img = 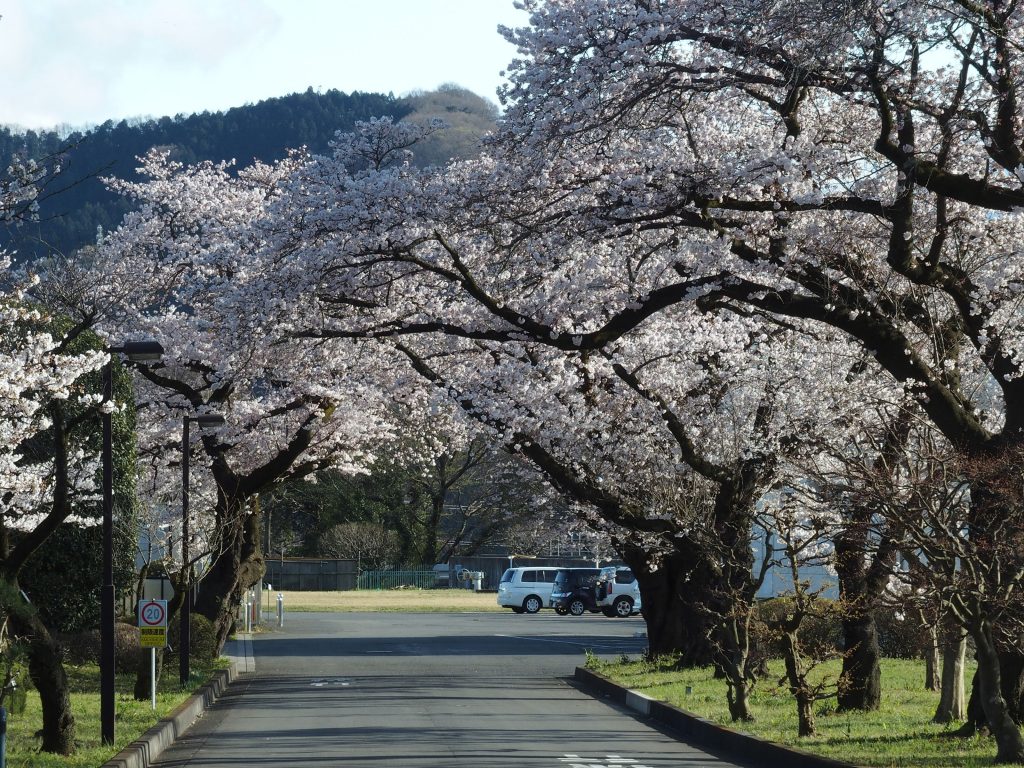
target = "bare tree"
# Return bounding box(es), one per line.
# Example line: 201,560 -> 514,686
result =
318,522 -> 399,571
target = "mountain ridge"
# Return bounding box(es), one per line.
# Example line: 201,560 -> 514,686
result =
1,85 -> 496,261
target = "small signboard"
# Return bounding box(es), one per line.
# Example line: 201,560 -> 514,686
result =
138,599 -> 168,648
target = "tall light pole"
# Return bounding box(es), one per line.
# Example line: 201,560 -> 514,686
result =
180,413 -> 224,687
101,340 -> 163,746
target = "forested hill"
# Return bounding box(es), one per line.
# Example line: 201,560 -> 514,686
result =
0,85 -> 497,262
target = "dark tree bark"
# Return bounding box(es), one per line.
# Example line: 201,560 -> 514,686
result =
13,610 -> 74,754
620,542 -> 715,663
1,406 -> 78,754
838,611 -> 883,710
194,496 -> 265,653
973,620 -> 1024,763
833,419 -> 906,713
999,648 -> 1024,725
709,467 -> 770,723
956,671 -> 988,738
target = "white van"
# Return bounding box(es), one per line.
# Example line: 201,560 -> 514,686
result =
496,567 -> 559,613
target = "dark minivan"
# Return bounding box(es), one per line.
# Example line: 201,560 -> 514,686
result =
550,567 -> 602,616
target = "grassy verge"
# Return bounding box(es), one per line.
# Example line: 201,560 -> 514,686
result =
586,655 -> 994,767
5,658 -> 224,768
272,588 -> 503,612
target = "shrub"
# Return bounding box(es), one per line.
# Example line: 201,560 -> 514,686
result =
64,622 -> 141,671
166,613 -> 218,662
753,597 -> 843,657
874,609 -> 929,659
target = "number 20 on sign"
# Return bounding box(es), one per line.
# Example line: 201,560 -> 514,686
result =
138,599 -> 168,648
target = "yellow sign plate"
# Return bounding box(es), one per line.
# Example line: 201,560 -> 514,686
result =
139,627 -> 167,648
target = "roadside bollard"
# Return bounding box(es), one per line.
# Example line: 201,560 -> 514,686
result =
277,593 -> 284,627
244,599 -> 252,633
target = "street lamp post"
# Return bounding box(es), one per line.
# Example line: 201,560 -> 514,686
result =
101,340 -> 163,746
180,413 -> 224,687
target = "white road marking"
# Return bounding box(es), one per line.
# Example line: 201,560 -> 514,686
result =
558,755 -> 652,768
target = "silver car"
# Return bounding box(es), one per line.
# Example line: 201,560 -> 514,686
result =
595,566 -> 642,617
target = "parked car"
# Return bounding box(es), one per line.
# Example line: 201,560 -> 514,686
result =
595,566 -> 642,617
496,567 -> 559,613
550,567 -> 603,616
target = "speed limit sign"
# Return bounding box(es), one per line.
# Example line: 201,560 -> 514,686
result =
138,599 -> 168,648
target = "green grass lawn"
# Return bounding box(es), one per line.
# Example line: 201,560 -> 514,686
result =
4,658 -> 224,768
586,655 -> 997,767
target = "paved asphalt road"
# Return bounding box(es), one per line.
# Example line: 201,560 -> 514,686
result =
151,610 -> 754,767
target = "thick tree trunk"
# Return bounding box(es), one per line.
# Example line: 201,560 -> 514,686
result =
833,423 -> 904,712
710,473 -> 762,723
194,496 -> 265,653
0,411 -> 76,754
15,611 -> 75,754
718,595 -> 757,723
838,612 -> 883,711
726,676 -> 755,723
999,647 -> 1024,725
934,631 -> 967,724
833,510 -> 898,712
955,671 -> 989,738
972,621 -> 1024,763
720,618 -> 756,722
620,544 -> 715,663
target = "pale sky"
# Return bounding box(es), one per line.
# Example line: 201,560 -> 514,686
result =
0,1 -> 529,131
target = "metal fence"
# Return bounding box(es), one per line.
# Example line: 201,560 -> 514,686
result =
447,556 -> 604,593
357,569 -> 440,590
264,558 -> 357,591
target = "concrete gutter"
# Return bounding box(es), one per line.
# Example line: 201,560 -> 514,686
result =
100,633 -> 254,768
574,666 -> 860,768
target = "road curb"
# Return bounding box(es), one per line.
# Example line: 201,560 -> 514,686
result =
573,667 -> 859,768
100,636 -> 252,768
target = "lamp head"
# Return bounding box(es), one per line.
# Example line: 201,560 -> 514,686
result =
115,340 -> 164,361
190,414 -> 225,428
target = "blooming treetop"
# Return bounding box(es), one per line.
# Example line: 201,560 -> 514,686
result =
0,274 -> 107,528
0,145 -> 107,534
488,0 -> 1024,453
263,117 -> 906,537
90,150 -> 404,543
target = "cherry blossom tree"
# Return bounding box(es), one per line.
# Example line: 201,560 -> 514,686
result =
0,275 -> 109,754
480,1 -> 1024,759
264,114 -> 885,709
0,153 -> 110,754
268,124 -> 870,705
89,150 -> 400,651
